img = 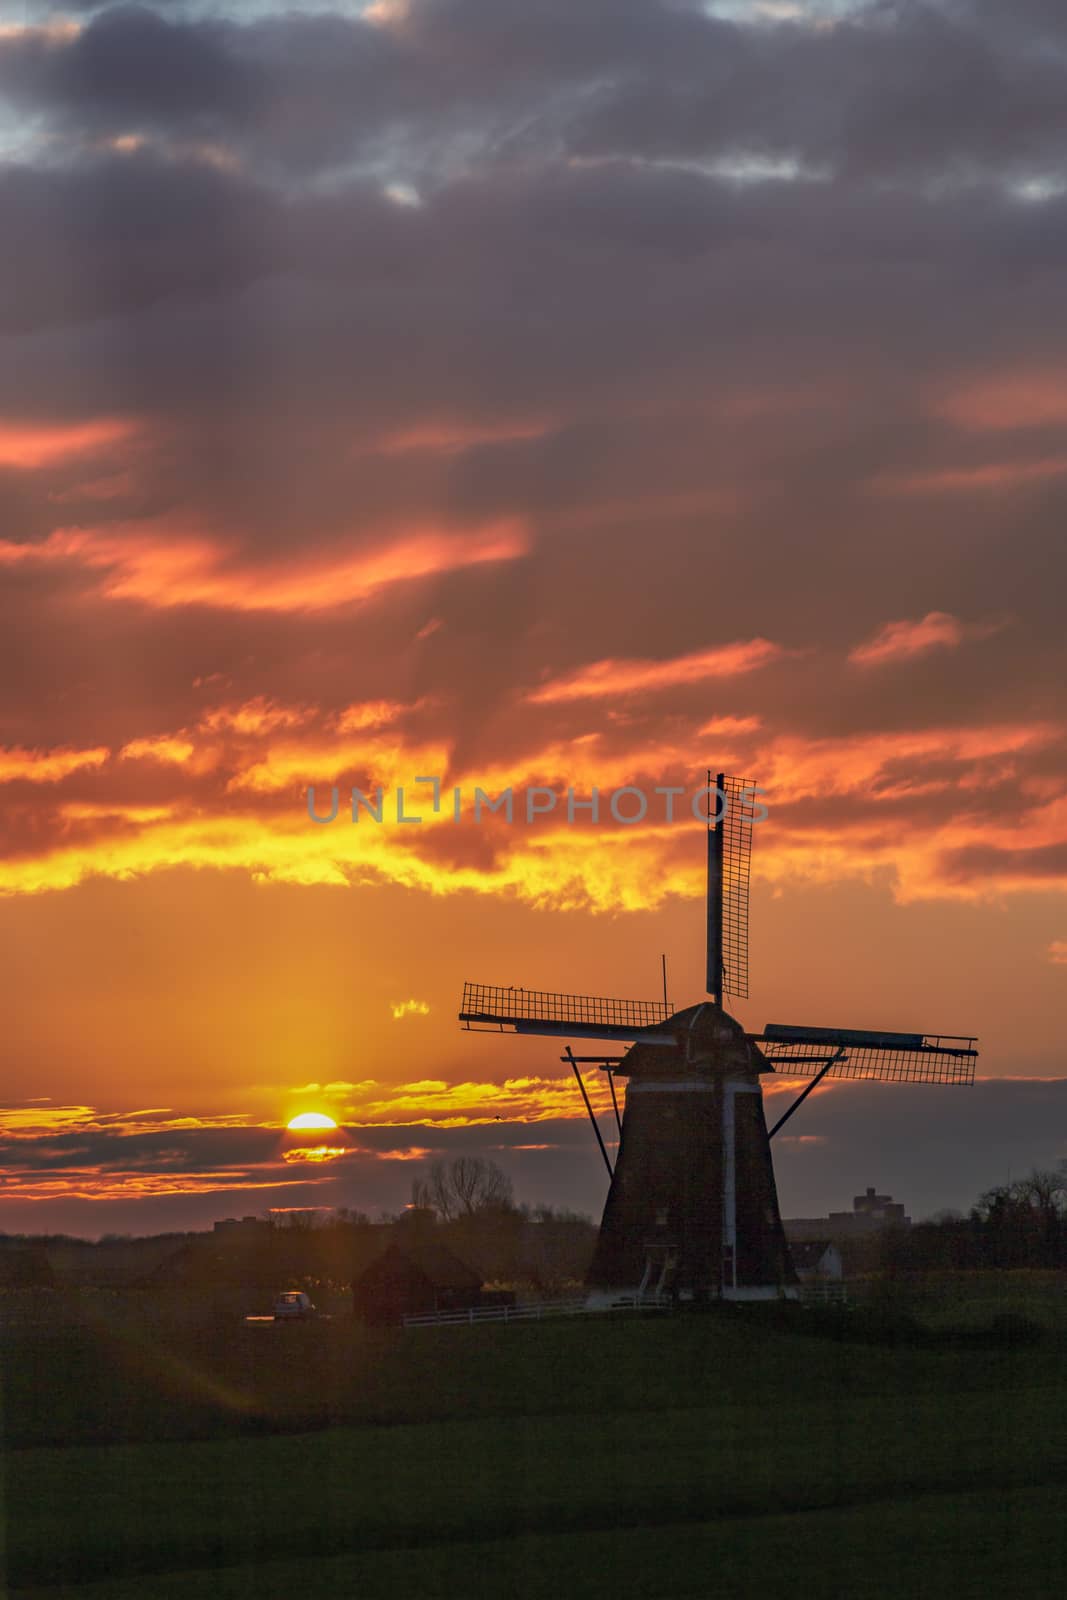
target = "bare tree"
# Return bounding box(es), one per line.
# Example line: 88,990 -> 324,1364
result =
972,1167 -> 1067,1266
1021,1168 -> 1067,1217
975,1168 -> 1067,1224
273,1209 -> 325,1231
411,1156 -> 514,1220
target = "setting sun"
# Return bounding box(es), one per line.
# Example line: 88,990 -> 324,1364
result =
286,1112 -> 338,1132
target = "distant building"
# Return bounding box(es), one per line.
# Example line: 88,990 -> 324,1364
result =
352,1238 -> 487,1326
213,1216 -> 273,1236
789,1241 -> 844,1283
785,1186 -> 911,1242
837,1187 -> 909,1230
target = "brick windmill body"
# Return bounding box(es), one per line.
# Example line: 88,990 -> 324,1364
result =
459,775 -> 977,1306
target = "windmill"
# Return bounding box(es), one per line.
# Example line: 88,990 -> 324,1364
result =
458,775 -> 978,1304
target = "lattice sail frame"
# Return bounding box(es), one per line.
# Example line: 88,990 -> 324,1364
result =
759,1038 -> 977,1086
459,981 -> 670,1035
719,774 -> 753,1000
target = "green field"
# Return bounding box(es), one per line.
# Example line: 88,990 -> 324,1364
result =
3,1275 -> 1065,1597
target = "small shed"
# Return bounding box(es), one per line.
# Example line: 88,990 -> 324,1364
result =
790,1240 -> 844,1283
352,1238 -> 484,1326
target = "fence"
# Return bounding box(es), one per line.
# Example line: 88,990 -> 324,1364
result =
402,1294 -> 671,1328
402,1285 -> 846,1327
798,1281 -> 849,1305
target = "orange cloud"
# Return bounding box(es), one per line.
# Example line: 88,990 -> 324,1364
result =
119,736 -> 197,766
848,611 -> 1001,667
199,698 -> 312,736
335,700 -> 420,734
61,801 -> 176,825
0,1104 -> 247,1137
696,715 -> 763,738
337,1074 -> 614,1126
936,370 -> 1067,431
0,519 -> 527,613
0,745 -> 109,784
1,1173 -> 315,1203
364,2 -> 413,29
528,639 -> 783,703
0,1103 -> 100,1136
0,707 -> 1062,909
369,419 -> 549,455
757,721 -> 1060,801
229,729 -> 449,795
872,458 -> 1067,493
391,999 -> 431,1019
0,417 -> 137,469
281,1145 -> 349,1164
286,1081 -> 378,1102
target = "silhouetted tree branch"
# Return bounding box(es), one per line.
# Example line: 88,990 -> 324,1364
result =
411,1157 -> 514,1220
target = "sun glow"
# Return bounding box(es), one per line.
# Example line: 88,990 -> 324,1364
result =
286,1112 -> 338,1131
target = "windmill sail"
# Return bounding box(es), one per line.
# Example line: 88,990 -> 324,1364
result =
757,1023 -> 977,1085
458,981 -> 674,1044
705,772 -> 721,999
707,773 -> 753,1003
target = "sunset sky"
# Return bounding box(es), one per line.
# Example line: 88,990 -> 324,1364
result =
1,0 -> 1065,1237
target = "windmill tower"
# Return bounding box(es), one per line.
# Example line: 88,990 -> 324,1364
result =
459,775 -> 978,1305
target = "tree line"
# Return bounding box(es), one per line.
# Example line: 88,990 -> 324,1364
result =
3,1159 -> 1063,1292
863,1166 -> 1067,1275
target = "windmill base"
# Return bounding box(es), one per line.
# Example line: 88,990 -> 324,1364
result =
585,1284 -> 800,1311
584,1043 -> 798,1305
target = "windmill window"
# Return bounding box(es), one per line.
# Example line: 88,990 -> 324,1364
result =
655,1206 -> 669,1227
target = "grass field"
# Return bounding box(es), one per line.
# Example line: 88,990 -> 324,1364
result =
3,1274 -> 1065,1597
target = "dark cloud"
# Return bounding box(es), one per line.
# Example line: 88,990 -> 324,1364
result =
939,840 -> 1067,882
0,156 -> 280,335
6,3 -> 1067,185
0,1123 -> 280,1173
0,4 -> 408,174
44,4 -> 252,122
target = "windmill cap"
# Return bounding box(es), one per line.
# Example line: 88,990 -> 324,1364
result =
617,1002 -> 763,1079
